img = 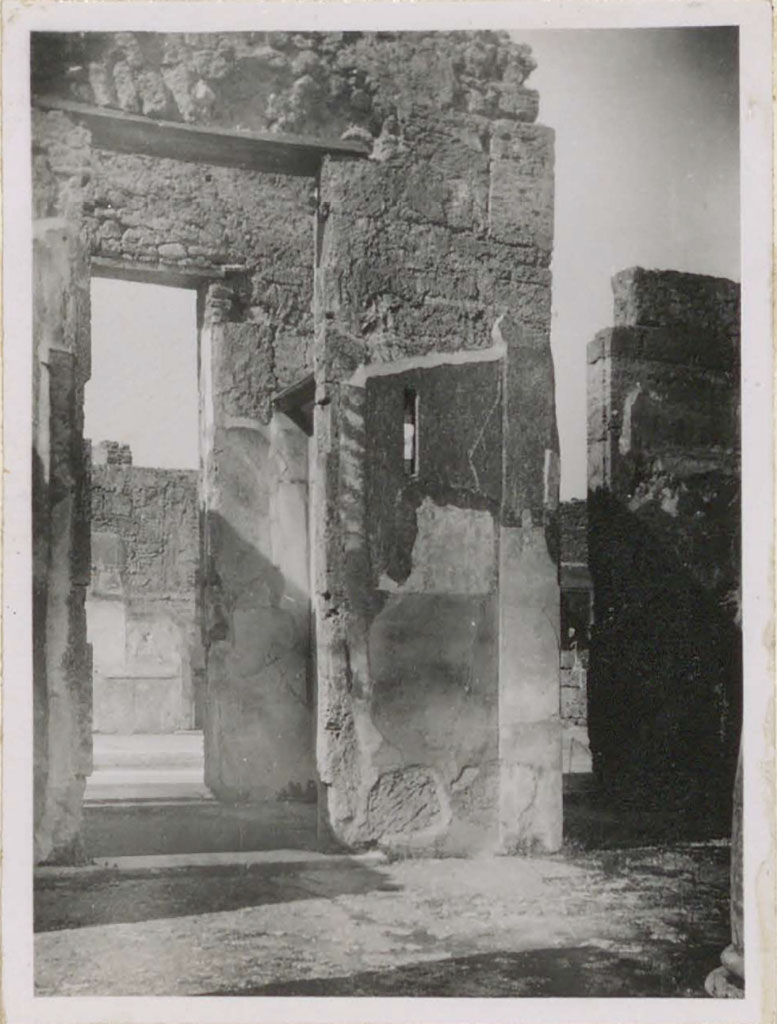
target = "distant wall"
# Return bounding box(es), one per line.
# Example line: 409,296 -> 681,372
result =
88,455 -> 202,734
587,268 -> 741,821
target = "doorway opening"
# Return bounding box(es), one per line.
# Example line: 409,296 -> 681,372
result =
83,276 -> 205,804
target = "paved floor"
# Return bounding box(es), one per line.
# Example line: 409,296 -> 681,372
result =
34,842 -> 729,997
44,739 -> 729,996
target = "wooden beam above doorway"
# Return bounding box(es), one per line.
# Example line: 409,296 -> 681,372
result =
34,97 -> 370,177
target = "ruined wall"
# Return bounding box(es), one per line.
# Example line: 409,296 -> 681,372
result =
587,268 -> 741,822
88,455 -> 201,734
33,31 -> 539,136
33,31 -> 561,851
33,221 -> 92,864
314,74 -> 560,853
32,54 -> 317,810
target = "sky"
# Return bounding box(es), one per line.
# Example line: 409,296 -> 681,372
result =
86,279 -> 198,469
85,28 -> 740,492
513,27 -> 740,496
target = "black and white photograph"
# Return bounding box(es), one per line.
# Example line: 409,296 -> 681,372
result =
1,1 -> 774,1020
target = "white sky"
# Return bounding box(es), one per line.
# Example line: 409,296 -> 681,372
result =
86,279 -> 198,469
85,27 -> 740,493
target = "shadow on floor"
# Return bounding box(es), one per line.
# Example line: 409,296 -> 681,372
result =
35,860 -> 399,933
202,942 -> 725,998
563,774 -> 730,850
82,799 -> 321,858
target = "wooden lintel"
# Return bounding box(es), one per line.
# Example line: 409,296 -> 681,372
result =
35,97 -> 369,177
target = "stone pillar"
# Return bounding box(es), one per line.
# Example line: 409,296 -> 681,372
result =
586,268 -> 741,817
198,284 -> 314,802
314,103 -> 560,855
33,219 -> 92,864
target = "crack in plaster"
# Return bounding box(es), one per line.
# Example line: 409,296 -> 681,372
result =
467,379 -> 501,494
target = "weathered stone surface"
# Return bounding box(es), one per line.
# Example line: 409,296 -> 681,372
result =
488,124 -> 554,254
365,767 -> 446,841
91,464 -> 198,594
32,110 -> 93,221
314,87 -> 559,854
33,32 -> 539,137
368,593 -> 499,852
612,267 -> 740,345
92,439 -> 132,466
379,500 -> 496,595
33,118 -> 315,395
586,268 -> 741,820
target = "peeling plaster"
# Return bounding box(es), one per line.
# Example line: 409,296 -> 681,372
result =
347,340 -> 505,389
378,498 -> 495,595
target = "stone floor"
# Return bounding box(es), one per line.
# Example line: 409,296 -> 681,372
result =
34,841 -> 729,997
41,747 -> 731,998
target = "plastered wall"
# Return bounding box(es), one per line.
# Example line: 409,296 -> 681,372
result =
88,460 -> 201,734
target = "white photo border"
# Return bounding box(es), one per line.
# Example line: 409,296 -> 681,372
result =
2,2 -> 773,1022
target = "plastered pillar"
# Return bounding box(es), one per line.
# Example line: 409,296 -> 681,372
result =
497,313 -> 562,853
33,219 -> 93,863
198,284 -> 314,802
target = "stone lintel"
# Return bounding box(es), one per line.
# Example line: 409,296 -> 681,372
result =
91,256 -> 228,290
35,96 -> 369,178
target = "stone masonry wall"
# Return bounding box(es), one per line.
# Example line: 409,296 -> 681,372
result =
587,267 -> 741,823
91,463 -> 199,595
33,31 -> 560,853
31,36 -> 319,814
33,32 -> 539,136
314,83 -> 560,853
88,458 -> 201,733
